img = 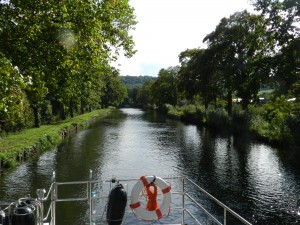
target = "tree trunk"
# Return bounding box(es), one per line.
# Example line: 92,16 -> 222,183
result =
80,98 -> 84,114
32,105 -> 40,128
69,101 -> 74,118
204,100 -> 209,110
242,98 -> 249,110
60,103 -> 66,120
227,90 -> 232,115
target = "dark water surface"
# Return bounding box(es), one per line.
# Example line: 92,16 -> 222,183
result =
1,108 -> 300,224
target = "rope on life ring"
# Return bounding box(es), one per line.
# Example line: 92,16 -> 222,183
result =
130,175 -> 171,220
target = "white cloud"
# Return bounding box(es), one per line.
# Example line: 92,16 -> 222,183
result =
115,0 -> 254,77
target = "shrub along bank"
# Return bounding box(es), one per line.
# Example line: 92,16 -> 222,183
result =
165,99 -> 300,150
0,108 -> 114,173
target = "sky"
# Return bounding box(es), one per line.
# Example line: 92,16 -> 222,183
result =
115,0 -> 254,77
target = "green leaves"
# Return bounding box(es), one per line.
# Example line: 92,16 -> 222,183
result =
0,54 -> 29,131
151,67 -> 179,108
203,11 -> 271,111
250,0 -> 300,96
0,0 -> 136,130
252,0 -> 299,45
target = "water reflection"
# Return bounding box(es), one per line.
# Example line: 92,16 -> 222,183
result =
98,108 -> 181,179
0,108 -> 299,224
0,150 -> 57,201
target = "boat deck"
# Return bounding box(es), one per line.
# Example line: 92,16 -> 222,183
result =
1,172 -> 252,225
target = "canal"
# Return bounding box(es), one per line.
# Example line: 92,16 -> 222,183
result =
0,108 -> 300,224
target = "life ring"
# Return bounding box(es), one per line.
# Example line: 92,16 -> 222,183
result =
130,176 -> 171,220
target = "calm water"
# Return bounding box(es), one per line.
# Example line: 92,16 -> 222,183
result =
1,108 -> 300,224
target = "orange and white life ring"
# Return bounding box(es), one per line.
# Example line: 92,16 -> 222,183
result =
130,175 -> 171,220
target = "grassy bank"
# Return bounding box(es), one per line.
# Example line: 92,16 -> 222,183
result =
0,107 -> 114,171
165,102 -> 300,150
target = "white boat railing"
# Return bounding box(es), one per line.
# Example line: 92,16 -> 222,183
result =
34,170 -> 252,225
0,171 -> 251,225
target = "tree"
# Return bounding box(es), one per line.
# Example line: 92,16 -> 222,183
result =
251,0 -> 300,95
0,54 -> 29,132
0,0 -> 137,128
178,48 -> 220,109
204,11 -> 270,112
101,68 -> 128,108
273,38 -> 300,95
177,49 -> 203,101
251,0 -> 299,47
136,80 -> 155,107
151,67 -> 179,108
0,1 -> 51,126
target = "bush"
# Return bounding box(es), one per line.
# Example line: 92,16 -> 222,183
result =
206,107 -> 229,128
165,103 -> 206,123
182,104 -> 197,114
248,105 -> 269,138
261,96 -> 294,143
182,104 -> 205,123
286,112 -> 300,144
167,98 -> 299,147
165,104 -> 183,119
231,106 -> 250,131
0,152 -> 17,168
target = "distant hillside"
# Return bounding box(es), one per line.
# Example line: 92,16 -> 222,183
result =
120,75 -> 156,89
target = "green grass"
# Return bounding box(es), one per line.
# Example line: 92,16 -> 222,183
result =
0,108 -> 114,168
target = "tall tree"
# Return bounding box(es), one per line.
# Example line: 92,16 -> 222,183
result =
178,48 -> 220,109
152,67 -> 179,108
273,38 -> 300,95
251,0 -> 299,47
101,68 -> 128,108
177,48 -> 204,101
204,11 -> 270,112
136,80 -> 155,107
251,0 -> 300,95
0,0 -> 137,127
0,53 -> 29,132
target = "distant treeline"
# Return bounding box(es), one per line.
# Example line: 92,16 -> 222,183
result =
120,76 -> 157,89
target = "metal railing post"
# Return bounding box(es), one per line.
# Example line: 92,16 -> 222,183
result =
37,189 -> 46,225
224,208 -> 227,225
182,177 -> 185,225
186,178 -> 252,225
89,170 -> 93,225
51,172 -> 57,225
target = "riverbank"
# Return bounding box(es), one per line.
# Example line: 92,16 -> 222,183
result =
0,107 -> 114,173
163,103 -> 300,151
